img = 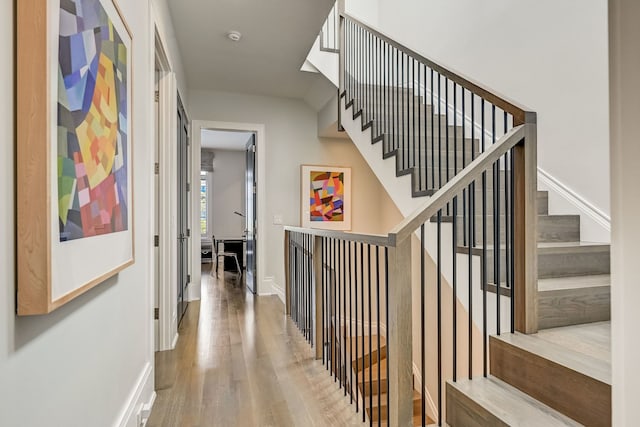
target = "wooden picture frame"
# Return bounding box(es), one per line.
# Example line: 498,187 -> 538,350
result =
300,165 -> 351,231
17,0 -> 134,315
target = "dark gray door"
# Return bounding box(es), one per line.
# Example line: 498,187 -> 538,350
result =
245,135 -> 257,294
177,98 -> 189,322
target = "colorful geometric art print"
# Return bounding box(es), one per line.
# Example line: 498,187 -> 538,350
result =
57,0 -> 129,242
309,171 -> 345,222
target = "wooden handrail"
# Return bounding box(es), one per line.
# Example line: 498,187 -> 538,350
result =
340,12 -> 536,126
388,124 -> 527,244
283,226 -> 391,247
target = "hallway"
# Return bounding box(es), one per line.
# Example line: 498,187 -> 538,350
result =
148,268 -> 365,426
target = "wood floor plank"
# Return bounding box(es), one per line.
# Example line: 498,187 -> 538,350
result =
147,268 -> 366,427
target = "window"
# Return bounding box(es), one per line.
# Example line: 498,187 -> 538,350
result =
200,171 -> 208,235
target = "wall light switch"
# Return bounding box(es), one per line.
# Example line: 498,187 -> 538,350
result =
273,215 -> 283,225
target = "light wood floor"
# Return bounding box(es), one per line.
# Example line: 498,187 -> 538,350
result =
148,266 -> 366,427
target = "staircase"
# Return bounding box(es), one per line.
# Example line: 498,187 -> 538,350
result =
288,6 -> 612,427
344,333 -> 434,426
338,12 -> 611,426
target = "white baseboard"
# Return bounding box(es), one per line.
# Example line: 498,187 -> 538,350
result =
171,332 -> 179,350
271,281 -> 285,303
115,362 -> 155,427
186,280 -> 201,301
259,276 -> 278,297
538,167 -> 611,243
412,362 -> 439,421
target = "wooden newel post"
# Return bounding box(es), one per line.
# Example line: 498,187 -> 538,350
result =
314,235 -> 323,360
514,116 -> 538,334
284,230 -> 291,316
387,236 -> 414,426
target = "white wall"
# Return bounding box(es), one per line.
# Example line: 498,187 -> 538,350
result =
374,0 -> 610,221
0,1 -> 162,426
152,0 -> 189,105
189,89 -> 399,298
345,0 -> 379,26
209,149 -> 246,239
609,1 -> 640,424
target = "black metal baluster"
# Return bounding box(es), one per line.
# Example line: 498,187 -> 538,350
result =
437,73 -> 442,190
400,53 -> 407,170
334,238 -> 338,382
385,247 -> 390,425
481,99 -> 488,377
343,240 -> 348,393
437,209 -> 443,425
375,247 -> 381,427
468,180 -> 474,380
368,244 -> 373,427
327,239 -> 336,381
420,223 -> 426,426
412,57 -> 417,171
419,63 -> 424,191
510,146 -> 516,333
453,195 -> 458,383
354,241 -> 359,413
462,87 -> 467,246
430,69 -> 435,190
349,241 -> 353,403
493,105 -> 500,336
323,238 -> 327,366
445,78 -> 450,215
454,83 -> 458,177
360,242 -> 366,423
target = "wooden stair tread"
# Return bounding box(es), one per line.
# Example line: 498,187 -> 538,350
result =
447,377 -> 582,426
348,335 -> 386,360
381,415 -> 433,427
358,358 -> 388,382
535,321 -> 611,367
492,328 -> 611,385
538,274 -> 610,291
364,390 -> 421,409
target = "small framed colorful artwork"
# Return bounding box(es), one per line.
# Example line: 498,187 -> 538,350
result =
17,0 -> 134,315
300,165 -> 351,231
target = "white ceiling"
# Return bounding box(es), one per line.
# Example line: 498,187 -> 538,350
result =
168,0 -> 335,99
201,129 -> 253,151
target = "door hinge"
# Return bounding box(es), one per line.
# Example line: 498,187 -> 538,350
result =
155,91 -> 159,102
187,274 -> 191,283
251,145 -> 256,153
154,308 -> 159,320
186,182 -> 191,192
154,235 -> 159,247
186,228 -> 191,238
154,162 -> 159,175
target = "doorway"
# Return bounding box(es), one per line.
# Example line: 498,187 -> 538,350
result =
177,96 -> 190,323
245,134 -> 257,293
199,129 -> 257,294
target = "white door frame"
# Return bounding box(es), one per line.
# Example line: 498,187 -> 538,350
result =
191,121 -> 267,298
154,27 -> 179,352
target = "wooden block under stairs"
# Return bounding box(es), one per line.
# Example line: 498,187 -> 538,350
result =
489,323 -> 611,426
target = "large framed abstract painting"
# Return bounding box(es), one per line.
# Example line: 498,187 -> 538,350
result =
301,165 -> 351,231
17,0 -> 134,315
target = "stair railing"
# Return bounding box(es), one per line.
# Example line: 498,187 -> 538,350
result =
338,13 -> 535,198
284,10 -> 537,427
319,3 -> 340,53
285,118 -> 536,426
